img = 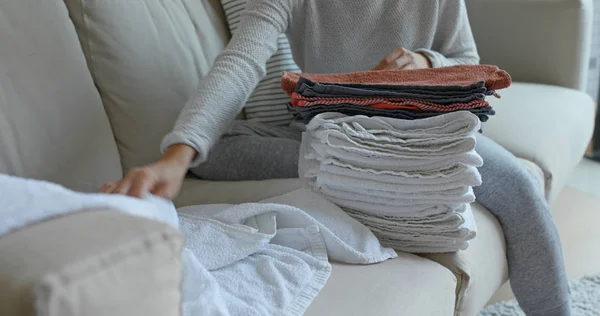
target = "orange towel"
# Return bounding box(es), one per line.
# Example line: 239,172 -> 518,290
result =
281,65 -> 512,96
290,93 -> 489,112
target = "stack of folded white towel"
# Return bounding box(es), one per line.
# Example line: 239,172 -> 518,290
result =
299,111 -> 483,253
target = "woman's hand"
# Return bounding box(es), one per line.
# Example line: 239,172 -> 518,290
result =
373,48 -> 432,70
100,144 -> 196,200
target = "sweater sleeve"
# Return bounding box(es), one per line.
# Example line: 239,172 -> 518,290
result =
161,0 -> 292,167
416,0 -> 480,68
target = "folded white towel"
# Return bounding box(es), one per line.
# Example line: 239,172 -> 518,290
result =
311,172 -> 470,195
379,239 -> 467,253
312,129 -> 477,156
316,185 -> 475,207
339,122 -> 475,146
307,112 -> 481,138
344,205 -> 468,231
305,158 -> 482,186
309,142 -> 484,171
364,205 -> 478,253
325,196 -> 457,217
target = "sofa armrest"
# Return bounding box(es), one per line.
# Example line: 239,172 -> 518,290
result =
466,0 -> 593,90
0,209 -> 183,316
484,83 -> 595,201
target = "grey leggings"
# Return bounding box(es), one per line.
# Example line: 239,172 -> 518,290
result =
191,121 -> 570,316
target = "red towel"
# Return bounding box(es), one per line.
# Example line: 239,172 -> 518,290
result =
290,93 -> 489,112
281,65 -> 512,96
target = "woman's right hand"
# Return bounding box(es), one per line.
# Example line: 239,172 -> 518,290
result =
100,144 -> 196,200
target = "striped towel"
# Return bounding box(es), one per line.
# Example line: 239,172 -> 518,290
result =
221,0 -> 300,126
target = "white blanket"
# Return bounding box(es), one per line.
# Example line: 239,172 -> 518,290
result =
0,174 -> 396,316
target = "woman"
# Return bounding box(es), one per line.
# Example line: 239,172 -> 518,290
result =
101,1 -> 570,314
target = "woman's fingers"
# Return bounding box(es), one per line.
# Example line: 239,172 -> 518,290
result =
151,183 -> 171,199
386,54 -> 412,70
111,175 -> 133,195
373,48 -> 406,70
384,48 -> 406,64
128,171 -> 155,198
100,182 -> 115,193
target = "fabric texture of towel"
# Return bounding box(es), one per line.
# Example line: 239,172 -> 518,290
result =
1,174 -> 395,315
281,65 -> 512,96
287,102 -> 494,124
291,93 -> 490,111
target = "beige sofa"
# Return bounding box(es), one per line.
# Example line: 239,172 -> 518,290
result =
0,0 -> 595,315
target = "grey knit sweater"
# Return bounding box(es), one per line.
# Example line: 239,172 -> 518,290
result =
161,0 -> 479,166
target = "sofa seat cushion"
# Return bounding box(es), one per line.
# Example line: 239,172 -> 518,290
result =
0,209 -> 183,316
306,254 -> 457,316
484,82 -> 595,200
174,177 -> 303,207
0,0 -> 122,191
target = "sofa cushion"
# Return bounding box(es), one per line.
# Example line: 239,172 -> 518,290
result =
0,209 -> 183,316
63,0 -> 231,172
221,0 -> 300,126
306,254 -> 457,316
0,0 -> 122,191
483,82 -> 595,201
174,177 -> 302,207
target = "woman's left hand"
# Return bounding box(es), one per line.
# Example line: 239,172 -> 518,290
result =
373,48 -> 432,70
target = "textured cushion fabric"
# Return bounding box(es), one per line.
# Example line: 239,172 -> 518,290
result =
483,82 -> 595,201
221,0 -> 300,126
0,0 -> 122,192
0,210 -> 183,316
305,254 -> 457,316
63,0 -> 232,172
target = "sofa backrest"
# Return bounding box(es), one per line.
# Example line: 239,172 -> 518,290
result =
0,0 -> 122,192
63,0 -> 231,173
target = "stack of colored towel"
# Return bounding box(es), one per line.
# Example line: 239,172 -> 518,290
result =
282,65 -> 511,124
286,65 -> 512,253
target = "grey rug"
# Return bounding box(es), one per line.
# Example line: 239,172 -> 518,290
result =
479,274 -> 600,316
